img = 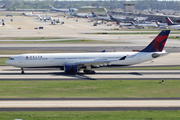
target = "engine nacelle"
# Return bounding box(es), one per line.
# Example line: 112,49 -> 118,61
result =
64,65 -> 78,73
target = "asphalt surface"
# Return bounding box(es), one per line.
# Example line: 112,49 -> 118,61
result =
0,46 -> 179,53
1,98 -> 180,111
1,68 -> 180,80
1,100 -> 180,111
1,107 -> 180,111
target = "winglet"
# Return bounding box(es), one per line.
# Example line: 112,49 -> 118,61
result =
140,30 -> 170,52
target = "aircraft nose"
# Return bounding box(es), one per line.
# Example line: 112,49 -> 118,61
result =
5,60 -> 9,65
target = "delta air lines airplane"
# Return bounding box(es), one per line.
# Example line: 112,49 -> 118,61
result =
5,30 -> 170,74
166,17 -> 180,30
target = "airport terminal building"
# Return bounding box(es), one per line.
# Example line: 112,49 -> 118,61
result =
110,2 -> 180,23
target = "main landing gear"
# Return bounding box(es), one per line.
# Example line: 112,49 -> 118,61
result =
83,69 -> 96,74
21,68 -> 24,74
83,66 -> 96,74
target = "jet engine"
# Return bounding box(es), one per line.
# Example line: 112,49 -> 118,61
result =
64,65 -> 79,73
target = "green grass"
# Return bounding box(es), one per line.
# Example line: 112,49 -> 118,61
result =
0,37 -> 64,40
0,58 -> 8,65
0,40 -> 119,44
78,8 -> 106,13
96,32 -> 180,35
0,80 -> 180,98
169,37 -> 180,39
98,67 -> 180,70
0,50 -> 85,54
109,29 -> 180,31
0,111 -> 180,120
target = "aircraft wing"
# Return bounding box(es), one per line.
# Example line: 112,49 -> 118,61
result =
66,56 -> 126,66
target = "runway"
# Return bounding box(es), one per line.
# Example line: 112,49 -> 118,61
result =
1,100 -> 180,111
0,46 -> 179,53
1,66 -> 180,80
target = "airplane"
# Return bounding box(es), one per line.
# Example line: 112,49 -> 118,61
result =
0,4 -> 6,11
166,17 -> 180,29
70,9 -> 92,18
22,13 -> 40,17
109,15 -> 124,22
119,21 -> 135,27
91,12 -> 111,21
5,30 -> 170,74
51,18 -> 64,25
132,21 -> 158,28
49,5 -> 78,13
42,16 -> 53,22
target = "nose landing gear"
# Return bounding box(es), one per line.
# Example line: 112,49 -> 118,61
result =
21,68 -> 24,74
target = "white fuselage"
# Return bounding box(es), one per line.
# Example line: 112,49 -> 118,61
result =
168,25 -> 180,30
136,23 -> 158,28
93,16 -> 111,21
5,51 -> 166,68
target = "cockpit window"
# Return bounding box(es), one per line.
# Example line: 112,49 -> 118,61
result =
9,58 -> 14,60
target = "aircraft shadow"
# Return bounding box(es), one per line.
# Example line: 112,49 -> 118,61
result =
0,71 -> 142,80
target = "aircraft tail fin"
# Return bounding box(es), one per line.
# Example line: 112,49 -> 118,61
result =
49,5 -> 55,9
140,30 -> 170,52
69,9 -> 72,15
109,15 -> 113,19
91,11 -> 97,17
69,9 -> 75,15
166,17 -> 173,25
131,21 -> 135,26
2,4 -> 5,8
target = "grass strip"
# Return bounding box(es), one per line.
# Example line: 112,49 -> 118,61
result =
98,67 -> 180,70
0,50 -> 86,54
0,40 -> 119,44
109,29 -> 180,31
0,80 -> 180,98
169,37 -> 180,39
0,58 -> 8,65
95,32 -> 180,35
0,111 -> 180,120
0,37 -> 64,40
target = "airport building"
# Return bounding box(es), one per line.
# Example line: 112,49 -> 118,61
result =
124,2 -> 136,13
110,2 -> 180,23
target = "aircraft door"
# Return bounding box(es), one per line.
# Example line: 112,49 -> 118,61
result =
137,54 -> 141,60
19,57 -> 24,63
50,56 -> 55,62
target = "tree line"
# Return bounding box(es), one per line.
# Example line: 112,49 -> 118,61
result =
1,0 -> 180,11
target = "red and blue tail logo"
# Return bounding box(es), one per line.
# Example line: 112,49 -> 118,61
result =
166,17 -> 173,25
140,30 -> 170,52
91,12 -> 97,17
1,4 -> 5,9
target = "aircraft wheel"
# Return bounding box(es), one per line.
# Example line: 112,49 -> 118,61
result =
84,69 -> 96,74
91,70 -> 96,74
21,68 -> 24,74
21,71 -> 24,74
